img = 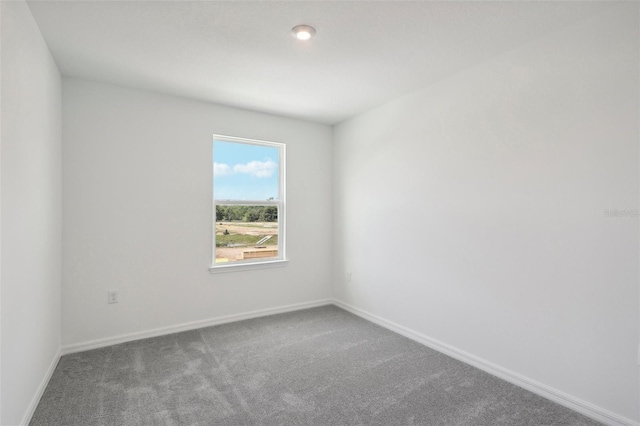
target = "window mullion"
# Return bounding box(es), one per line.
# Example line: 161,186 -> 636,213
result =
215,200 -> 280,207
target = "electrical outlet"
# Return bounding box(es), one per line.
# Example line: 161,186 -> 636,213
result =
107,290 -> 118,304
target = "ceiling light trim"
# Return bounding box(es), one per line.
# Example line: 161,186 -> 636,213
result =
291,25 -> 316,41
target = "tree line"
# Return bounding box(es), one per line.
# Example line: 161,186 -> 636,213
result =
216,205 -> 278,222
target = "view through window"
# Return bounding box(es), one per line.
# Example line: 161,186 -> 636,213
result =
212,135 -> 285,267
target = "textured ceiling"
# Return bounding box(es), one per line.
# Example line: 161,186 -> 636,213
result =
27,1 -> 615,124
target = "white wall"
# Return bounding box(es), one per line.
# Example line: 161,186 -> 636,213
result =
62,78 -> 332,347
1,1 -> 62,425
333,4 -> 639,424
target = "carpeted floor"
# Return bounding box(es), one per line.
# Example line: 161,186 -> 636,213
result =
31,305 -> 601,425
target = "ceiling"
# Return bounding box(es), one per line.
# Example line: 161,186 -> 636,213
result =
27,1 -> 615,125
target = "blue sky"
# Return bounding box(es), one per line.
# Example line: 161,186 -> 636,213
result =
213,140 -> 279,200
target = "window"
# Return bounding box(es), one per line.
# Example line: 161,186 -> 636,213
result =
210,135 -> 286,271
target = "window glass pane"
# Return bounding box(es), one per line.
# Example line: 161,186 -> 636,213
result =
214,206 -> 279,263
213,140 -> 279,201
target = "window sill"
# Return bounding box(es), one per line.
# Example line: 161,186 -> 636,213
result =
209,259 -> 289,274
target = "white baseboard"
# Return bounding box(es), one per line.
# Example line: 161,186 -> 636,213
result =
61,299 -> 333,355
332,299 -> 639,426
21,350 -> 61,426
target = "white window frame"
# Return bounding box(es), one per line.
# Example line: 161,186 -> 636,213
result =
209,134 -> 287,273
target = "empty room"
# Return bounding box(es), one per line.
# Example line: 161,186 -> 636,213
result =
1,1 -> 639,425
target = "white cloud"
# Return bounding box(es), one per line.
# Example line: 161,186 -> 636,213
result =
213,162 -> 232,177
214,159 -> 276,178
233,160 -> 277,178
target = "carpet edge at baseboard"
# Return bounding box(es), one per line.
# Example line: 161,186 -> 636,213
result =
60,299 -> 333,356
332,299 -> 638,426
21,350 -> 61,426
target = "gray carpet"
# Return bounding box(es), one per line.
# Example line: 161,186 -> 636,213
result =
31,305 -> 601,425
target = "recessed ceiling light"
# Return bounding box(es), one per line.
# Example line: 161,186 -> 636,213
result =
291,25 -> 316,41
